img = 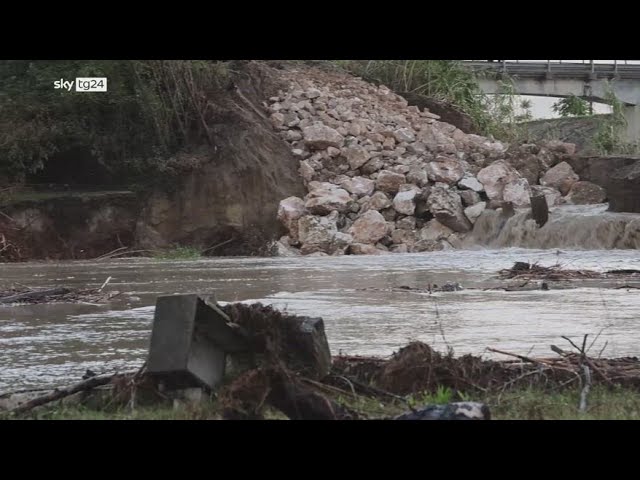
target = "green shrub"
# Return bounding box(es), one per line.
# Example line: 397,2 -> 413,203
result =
335,60 -> 531,142
0,60 -> 231,182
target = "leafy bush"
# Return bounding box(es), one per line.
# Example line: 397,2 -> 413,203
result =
0,60 -> 231,182
335,60 -> 530,141
593,84 -> 639,154
552,95 -> 590,117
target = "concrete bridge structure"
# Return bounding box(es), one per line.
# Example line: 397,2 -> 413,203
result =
462,60 -> 640,143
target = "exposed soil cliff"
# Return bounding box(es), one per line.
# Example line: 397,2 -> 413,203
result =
134,62 -> 305,255
1,62 -> 306,260
1,192 -> 138,261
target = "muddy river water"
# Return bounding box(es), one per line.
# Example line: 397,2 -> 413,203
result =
2,248 -> 640,391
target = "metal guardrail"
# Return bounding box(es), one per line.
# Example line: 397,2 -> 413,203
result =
462,60 -> 640,80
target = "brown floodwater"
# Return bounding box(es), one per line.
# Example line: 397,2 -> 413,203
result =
2,248 -> 640,392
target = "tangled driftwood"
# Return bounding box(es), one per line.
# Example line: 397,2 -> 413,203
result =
333,340 -> 640,397
498,262 -> 640,281
0,278 -> 120,305
6,336 -> 640,419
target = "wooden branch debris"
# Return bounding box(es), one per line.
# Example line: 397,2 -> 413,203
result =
487,347 -> 559,368
0,287 -> 71,304
10,374 -> 117,414
0,283 -> 122,305
487,340 -> 636,393
498,262 -> 602,281
498,262 -> 640,282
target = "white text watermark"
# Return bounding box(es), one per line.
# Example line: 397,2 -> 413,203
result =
53,77 -> 108,92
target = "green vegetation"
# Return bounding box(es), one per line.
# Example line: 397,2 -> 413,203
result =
487,385 -> 640,420
336,60 -> 532,142
6,385 -> 640,420
3,59 -> 637,185
0,60 -> 231,182
593,83 -> 639,154
408,385 -> 454,407
337,60 -> 640,154
11,59 -> 528,179
335,60 -> 483,110
4,400 -> 286,420
552,95 -> 591,117
152,245 -> 202,260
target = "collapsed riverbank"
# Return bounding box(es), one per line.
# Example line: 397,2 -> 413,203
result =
2,61 -> 640,263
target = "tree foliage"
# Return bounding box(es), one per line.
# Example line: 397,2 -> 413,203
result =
551,95 -> 590,117
0,60 -> 230,182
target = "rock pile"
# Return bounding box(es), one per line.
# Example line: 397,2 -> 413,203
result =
269,66 -> 604,256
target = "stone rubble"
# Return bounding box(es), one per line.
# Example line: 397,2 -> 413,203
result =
269,66 -> 590,256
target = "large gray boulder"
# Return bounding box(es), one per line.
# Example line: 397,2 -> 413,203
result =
476,160 -> 521,202
341,176 -> 375,196
458,175 -> 484,192
464,202 -> 486,224
426,186 -> 472,233
304,182 -> 351,215
503,177 -> 532,207
565,181 -> 607,205
363,191 -> 392,211
303,124 -> 345,150
298,212 -> 352,255
344,145 -> 371,170
376,170 -> 406,194
277,196 -> 307,243
392,185 -> 421,215
427,158 -> 465,185
418,219 -> 454,241
540,161 -> 579,195
348,210 -> 389,244
530,185 -> 563,207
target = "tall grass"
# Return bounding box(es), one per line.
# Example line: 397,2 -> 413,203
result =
0,60 -> 232,182
8,385 -> 640,420
593,82 -> 640,154
336,60 -> 534,142
131,61 -> 231,155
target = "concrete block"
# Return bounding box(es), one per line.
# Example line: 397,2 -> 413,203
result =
147,294 -> 245,390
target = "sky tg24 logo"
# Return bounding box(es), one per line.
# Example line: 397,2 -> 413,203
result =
54,78 -> 108,92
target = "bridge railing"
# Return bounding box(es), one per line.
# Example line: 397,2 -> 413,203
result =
461,60 -> 640,79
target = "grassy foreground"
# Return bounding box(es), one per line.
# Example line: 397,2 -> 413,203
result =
6,385 -> 640,420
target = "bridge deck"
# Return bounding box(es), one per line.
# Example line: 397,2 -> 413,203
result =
463,61 -> 640,80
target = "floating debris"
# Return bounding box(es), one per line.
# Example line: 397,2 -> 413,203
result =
498,262 -> 640,281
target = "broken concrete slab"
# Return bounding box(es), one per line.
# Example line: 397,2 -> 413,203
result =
147,294 -> 247,390
147,295 -> 333,392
